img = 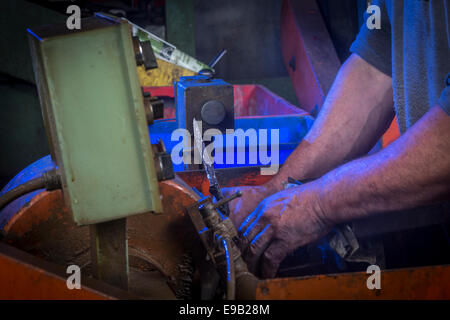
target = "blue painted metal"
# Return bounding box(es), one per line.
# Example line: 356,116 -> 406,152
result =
0,155 -> 55,230
149,115 -> 313,172
175,75 -> 233,131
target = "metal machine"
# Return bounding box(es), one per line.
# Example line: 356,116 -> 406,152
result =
0,11 -> 449,300
176,75 -> 234,136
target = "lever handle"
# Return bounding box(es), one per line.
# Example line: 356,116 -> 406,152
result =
212,191 -> 242,210
208,49 -> 227,68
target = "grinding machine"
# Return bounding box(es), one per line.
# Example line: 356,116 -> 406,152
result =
1,12 -> 449,300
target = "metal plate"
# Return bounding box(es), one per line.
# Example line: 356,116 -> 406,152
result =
28,17 -> 162,225
175,75 -> 234,134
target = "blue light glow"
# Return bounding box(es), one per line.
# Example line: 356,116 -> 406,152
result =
238,209 -> 258,232
250,224 -> 271,245
243,209 -> 266,237
217,209 -> 228,220
27,28 -> 42,41
0,155 -> 56,231
191,187 -> 204,198
222,239 -> 231,282
198,226 -> 208,234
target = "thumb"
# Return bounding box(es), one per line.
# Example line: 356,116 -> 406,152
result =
260,239 -> 291,279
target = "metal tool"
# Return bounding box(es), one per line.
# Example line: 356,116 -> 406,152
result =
175,75 -> 234,142
199,49 -> 227,78
193,119 -> 230,216
185,190 -> 257,300
208,49 -> 227,69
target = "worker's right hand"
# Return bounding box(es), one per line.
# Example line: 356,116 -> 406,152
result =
222,184 -> 275,231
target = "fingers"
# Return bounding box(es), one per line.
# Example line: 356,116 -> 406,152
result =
238,204 -> 267,248
238,204 -> 273,275
243,224 -> 273,275
223,187 -> 251,228
260,239 -> 291,279
237,206 -> 259,233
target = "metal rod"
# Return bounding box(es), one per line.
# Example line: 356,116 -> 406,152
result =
212,191 -> 242,210
208,49 -> 227,68
90,218 -> 129,291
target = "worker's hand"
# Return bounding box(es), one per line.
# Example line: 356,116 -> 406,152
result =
222,184 -> 274,230
238,182 -> 333,278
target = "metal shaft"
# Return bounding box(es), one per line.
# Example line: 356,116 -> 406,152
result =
90,218 -> 129,291
212,191 -> 242,210
208,49 -> 227,68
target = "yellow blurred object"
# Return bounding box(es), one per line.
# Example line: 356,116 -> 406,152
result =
137,58 -> 196,87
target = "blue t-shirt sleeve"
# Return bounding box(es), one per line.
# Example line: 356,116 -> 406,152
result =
437,74 -> 450,115
349,0 -> 392,77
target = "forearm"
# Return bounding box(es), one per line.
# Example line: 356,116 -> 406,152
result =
317,105 -> 450,225
267,54 -> 394,193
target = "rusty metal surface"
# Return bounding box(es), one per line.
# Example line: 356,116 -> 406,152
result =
1,176 -> 200,298
280,0 -> 400,146
0,242 -> 134,300
3,164 -> 450,300
0,166 -> 264,299
256,265 -> 450,300
177,166 -> 272,196
127,176 -> 202,279
0,164 -> 270,235
90,218 -> 129,291
281,0 -> 340,113
382,116 -> 401,148
0,167 -> 264,276
185,198 -> 216,263
2,189 -> 88,267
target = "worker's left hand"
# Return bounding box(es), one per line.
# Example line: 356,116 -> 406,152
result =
238,181 -> 333,278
